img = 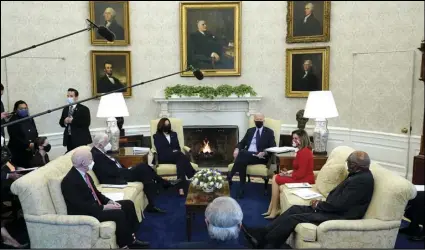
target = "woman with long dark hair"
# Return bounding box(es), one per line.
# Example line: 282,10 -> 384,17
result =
153,118 -> 196,196
262,129 -> 315,219
30,136 -> 51,168
7,100 -> 38,168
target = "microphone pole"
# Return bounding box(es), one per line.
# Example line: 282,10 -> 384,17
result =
1,67 -> 196,128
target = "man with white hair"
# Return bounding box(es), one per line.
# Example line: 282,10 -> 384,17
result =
61,148 -> 150,248
91,133 -> 180,214
176,197 -> 246,248
227,113 -> 276,198
294,2 -> 322,36
102,7 -> 124,40
243,151 -> 375,248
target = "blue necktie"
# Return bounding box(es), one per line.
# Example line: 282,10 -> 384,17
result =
256,129 -> 261,151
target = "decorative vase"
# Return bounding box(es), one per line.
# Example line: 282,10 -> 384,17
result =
202,186 -> 214,193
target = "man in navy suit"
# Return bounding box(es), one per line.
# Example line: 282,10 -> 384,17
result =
175,197 -> 247,249
228,113 -> 276,198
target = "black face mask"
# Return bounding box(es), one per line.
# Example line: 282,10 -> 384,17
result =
163,124 -> 171,133
255,121 -> 264,128
43,144 -> 52,152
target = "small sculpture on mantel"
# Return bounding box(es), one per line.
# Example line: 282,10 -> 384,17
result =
296,109 -> 309,130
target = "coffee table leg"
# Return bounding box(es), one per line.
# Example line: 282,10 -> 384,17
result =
186,211 -> 192,241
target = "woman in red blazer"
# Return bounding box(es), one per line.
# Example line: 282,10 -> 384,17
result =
262,129 -> 315,219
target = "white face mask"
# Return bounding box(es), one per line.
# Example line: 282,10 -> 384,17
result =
67,97 -> 74,104
104,143 -> 112,152
1,136 -> 4,147
292,141 -> 297,147
88,161 -> 95,171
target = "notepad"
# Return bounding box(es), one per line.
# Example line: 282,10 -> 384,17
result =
291,189 -> 323,200
285,183 -> 312,188
101,184 -> 128,189
265,147 -> 297,153
104,192 -> 124,201
415,185 -> 424,192
133,147 -> 150,154
12,167 -> 39,173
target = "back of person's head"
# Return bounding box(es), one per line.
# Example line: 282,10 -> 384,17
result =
71,148 -> 93,172
347,151 -> 371,170
93,133 -> 109,148
205,197 -> 243,241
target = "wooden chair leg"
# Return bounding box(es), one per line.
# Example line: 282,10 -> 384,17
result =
263,177 -> 269,196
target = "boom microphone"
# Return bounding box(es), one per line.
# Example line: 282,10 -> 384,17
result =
86,19 -> 115,42
188,65 -> 204,80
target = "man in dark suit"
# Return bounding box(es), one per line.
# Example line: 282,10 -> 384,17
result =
294,2 -> 322,36
96,61 -> 126,94
242,151 -> 375,249
91,133 -> 180,213
176,197 -> 247,249
61,148 -> 149,249
227,113 -> 276,198
188,20 -> 224,69
102,7 -> 125,40
59,88 -> 92,153
293,59 -> 320,91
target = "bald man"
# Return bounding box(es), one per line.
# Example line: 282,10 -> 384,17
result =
61,148 -> 149,248
294,2 -> 322,36
243,151 -> 375,248
227,113 -> 276,198
101,7 -> 124,40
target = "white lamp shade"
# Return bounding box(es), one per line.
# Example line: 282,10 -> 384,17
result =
304,91 -> 339,119
96,93 -> 129,118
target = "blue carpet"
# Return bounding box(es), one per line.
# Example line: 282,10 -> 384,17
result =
137,182 -> 423,249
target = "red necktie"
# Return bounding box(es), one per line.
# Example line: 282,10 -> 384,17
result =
85,174 -> 102,205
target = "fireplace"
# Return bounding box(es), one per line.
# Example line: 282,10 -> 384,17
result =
184,126 -> 239,168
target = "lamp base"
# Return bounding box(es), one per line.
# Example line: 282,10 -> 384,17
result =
105,117 -> 120,152
312,118 -> 329,155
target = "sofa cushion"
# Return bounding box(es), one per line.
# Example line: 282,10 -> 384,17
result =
295,223 -> 318,242
315,146 -> 354,197
47,177 -> 68,215
157,163 -> 199,176
228,163 -> 269,177
98,182 -> 144,201
279,185 -> 325,212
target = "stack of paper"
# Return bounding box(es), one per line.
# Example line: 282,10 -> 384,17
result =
291,189 -> 323,200
285,183 -> 312,188
104,192 -> 124,201
102,184 -> 128,189
415,185 -> 424,192
265,147 -> 297,153
133,147 -> 150,155
12,167 -> 39,173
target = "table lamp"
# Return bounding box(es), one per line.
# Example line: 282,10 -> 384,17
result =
303,91 -> 339,155
96,93 -> 129,152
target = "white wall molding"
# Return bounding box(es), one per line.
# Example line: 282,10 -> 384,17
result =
6,124 -> 420,181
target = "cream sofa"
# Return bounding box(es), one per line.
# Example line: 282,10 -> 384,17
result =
279,146 -> 417,248
10,146 -> 148,249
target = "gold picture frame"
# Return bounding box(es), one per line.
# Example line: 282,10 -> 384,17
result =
91,50 -> 132,97
285,46 -> 330,98
286,1 -> 331,43
89,1 -> 130,46
180,1 -> 241,77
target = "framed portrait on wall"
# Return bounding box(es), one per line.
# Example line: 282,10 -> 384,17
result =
89,1 -> 130,46
91,51 -> 132,97
285,46 -> 330,98
180,1 -> 241,77
286,1 -> 331,43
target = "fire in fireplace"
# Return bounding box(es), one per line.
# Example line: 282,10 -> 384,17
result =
184,126 -> 239,168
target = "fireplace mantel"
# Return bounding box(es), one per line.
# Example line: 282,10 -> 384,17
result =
153,96 -> 263,118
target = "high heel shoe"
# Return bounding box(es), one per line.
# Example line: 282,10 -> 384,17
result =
261,212 -> 270,216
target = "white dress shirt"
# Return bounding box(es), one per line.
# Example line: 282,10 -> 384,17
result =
164,133 -> 171,144
248,127 -> 263,152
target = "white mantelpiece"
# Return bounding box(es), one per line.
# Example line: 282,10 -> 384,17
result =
153,96 -> 262,139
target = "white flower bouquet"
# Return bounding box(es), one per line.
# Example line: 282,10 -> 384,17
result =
191,169 -> 224,193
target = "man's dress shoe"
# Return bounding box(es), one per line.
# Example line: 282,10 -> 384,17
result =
145,206 -> 166,214
128,240 -> 150,248
163,178 -> 182,189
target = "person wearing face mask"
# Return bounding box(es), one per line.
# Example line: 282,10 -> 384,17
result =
61,148 -> 150,249
227,113 -> 277,199
59,88 -> 92,153
153,118 -> 197,196
242,151 -> 374,249
30,136 -> 51,168
262,129 -> 315,219
91,133 -> 180,213
6,100 -> 38,168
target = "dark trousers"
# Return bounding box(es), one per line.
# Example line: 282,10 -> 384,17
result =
405,191 -> 424,229
159,151 -> 196,185
66,135 -> 76,153
10,148 -> 32,168
122,163 -> 169,208
251,205 -> 342,248
229,150 -> 267,186
94,200 -> 139,248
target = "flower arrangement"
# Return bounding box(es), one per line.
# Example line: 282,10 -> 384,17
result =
191,169 -> 224,193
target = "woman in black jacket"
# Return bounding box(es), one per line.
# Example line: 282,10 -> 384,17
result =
7,100 -> 38,168
30,136 -> 51,168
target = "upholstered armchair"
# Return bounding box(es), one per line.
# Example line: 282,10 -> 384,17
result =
228,117 -> 281,195
149,118 -> 199,176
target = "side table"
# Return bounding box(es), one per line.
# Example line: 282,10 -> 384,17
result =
277,152 -> 328,172
108,147 -> 148,168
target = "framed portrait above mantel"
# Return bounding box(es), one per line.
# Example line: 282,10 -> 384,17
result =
286,1 -> 331,43
285,46 -> 330,98
91,50 -> 132,97
180,1 -> 241,77
89,1 -> 130,46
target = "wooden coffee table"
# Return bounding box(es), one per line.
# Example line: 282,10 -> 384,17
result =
185,181 -> 230,241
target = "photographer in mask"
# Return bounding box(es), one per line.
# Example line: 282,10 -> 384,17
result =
30,136 -> 51,168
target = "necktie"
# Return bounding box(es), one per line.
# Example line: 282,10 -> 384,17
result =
256,129 -> 261,151
67,106 -> 74,135
84,174 -> 102,205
